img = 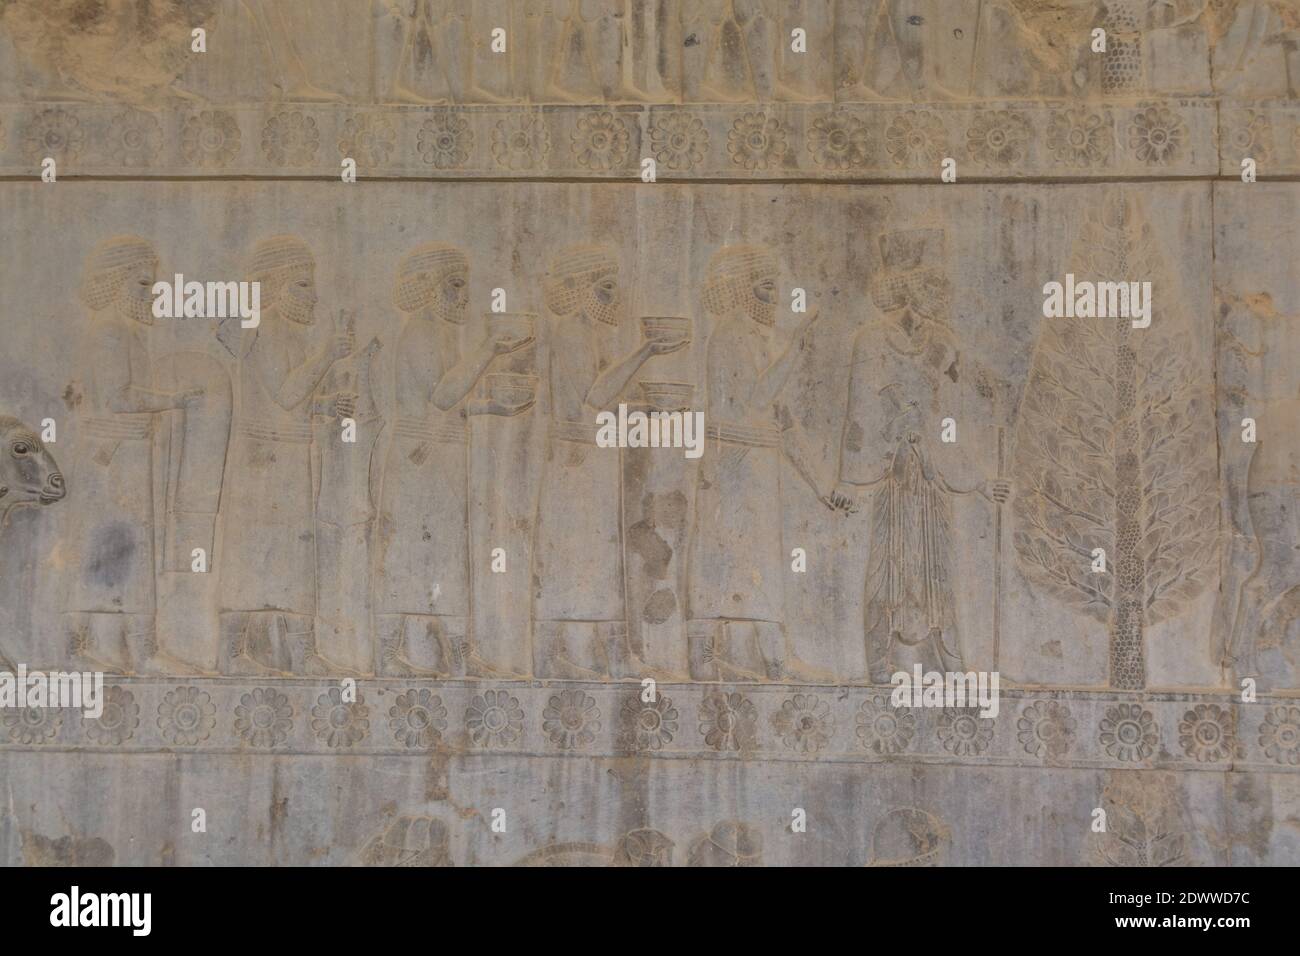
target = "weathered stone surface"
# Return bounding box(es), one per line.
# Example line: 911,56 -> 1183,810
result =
0,0 -> 1297,866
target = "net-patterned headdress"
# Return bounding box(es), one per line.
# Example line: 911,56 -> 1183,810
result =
543,245 -> 618,317
701,245 -> 777,316
394,242 -> 468,313
79,235 -> 158,311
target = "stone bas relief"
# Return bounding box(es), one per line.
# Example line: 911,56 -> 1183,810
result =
5,1 -> 1300,178
1,3 -> 1298,868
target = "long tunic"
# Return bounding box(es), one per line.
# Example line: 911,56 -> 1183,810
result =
688,316 -> 785,624
375,319 -> 470,617
69,318 -> 158,615
219,321 -> 319,615
533,317 -> 624,621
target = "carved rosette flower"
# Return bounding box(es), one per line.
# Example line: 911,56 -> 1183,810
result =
699,691 -> 758,752
181,110 -> 241,168
1099,703 -> 1159,762
648,113 -> 708,172
1046,108 -> 1112,167
884,110 -> 947,167
1259,705 -> 1300,766
261,110 -> 319,166
108,110 -> 162,167
338,113 -> 396,168
84,686 -> 139,746
234,687 -> 293,748
619,693 -> 678,752
773,694 -> 833,754
572,110 -> 630,171
3,706 -> 62,745
1016,700 -> 1076,759
420,113 -> 474,169
23,108 -> 84,162
965,109 -> 1030,167
312,686 -> 369,748
856,694 -> 916,756
727,112 -> 786,171
388,689 -> 447,749
542,689 -> 600,751
1225,111 -> 1271,162
807,112 -> 870,170
1177,703 -> 1236,763
490,114 -> 548,171
466,689 -> 524,749
156,686 -> 216,746
1126,106 -> 1186,166
937,707 -> 994,757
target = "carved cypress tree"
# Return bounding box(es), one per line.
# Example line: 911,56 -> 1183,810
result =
1012,191 -> 1218,689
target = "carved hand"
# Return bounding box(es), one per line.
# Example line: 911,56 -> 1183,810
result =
490,333 -> 534,356
986,478 -> 1013,504
468,397 -> 535,417
829,483 -> 859,514
331,311 -> 357,361
333,392 -> 358,419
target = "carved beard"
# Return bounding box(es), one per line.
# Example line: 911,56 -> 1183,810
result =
904,271 -> 951,324
431,292 -> 467,325
747,294 -> 776,328
278,289 -> 315,326
117,290 -> 155,326
585,291 -> 620,327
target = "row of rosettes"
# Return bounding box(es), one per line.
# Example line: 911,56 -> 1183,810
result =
3,679 -> 1299,770
5,99 -> 1283,179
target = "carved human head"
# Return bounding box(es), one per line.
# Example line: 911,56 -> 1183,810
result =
394,243 -> 469,324
702,245 -> 779,327
543,245 -> 621,326
247,236 -> 317,326
79,235 -> 159,326
872,228 -> 951,324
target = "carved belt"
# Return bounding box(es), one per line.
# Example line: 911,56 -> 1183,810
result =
550,419 -> 599,446
394,417 -> 467,444
237,419 -> 313,444
705,420 -> 780,449
81,415 -> 152,441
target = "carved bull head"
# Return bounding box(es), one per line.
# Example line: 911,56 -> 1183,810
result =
0,416 -> 65,522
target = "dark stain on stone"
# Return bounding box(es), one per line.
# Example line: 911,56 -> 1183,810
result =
642,588 -> 677,624
85,522 -> 136,589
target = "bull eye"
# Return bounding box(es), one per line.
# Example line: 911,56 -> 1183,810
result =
11,441 -> 30,457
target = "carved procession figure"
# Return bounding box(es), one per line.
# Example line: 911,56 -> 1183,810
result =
532,244 -> 687,678
830,229 -> 1010,683
684,0 -> 816,102
218,236 -> 355,676
375,243 -> 532,677
65,236 -> 203,675
380,0 -> 508,104
686,245 -> 825,682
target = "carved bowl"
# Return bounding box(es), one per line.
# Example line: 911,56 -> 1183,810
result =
486,372 -> 537,407
638,380 -> 696,412
487,312 -> 535,344
640,315 -> 691,345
